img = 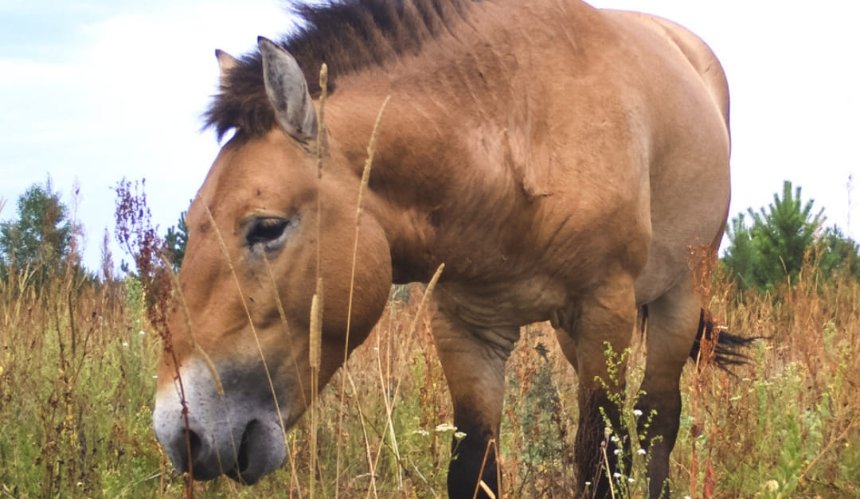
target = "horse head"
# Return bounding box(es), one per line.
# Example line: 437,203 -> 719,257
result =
152,39 -> 392,484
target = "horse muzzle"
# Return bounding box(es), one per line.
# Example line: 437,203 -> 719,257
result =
152,359 -> 287,484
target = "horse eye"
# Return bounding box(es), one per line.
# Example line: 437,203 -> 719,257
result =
246,217 -> 291,249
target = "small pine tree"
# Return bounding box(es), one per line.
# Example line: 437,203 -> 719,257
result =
723,212 -> 764,290
817,226 -> 860,280
164,210 -> 188,272
722,180 -> 860,290
747,181 -> 824,287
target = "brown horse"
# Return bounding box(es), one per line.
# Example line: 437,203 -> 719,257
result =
153,0 -> 740,496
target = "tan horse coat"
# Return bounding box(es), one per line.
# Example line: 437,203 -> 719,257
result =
153,1 -> 731,497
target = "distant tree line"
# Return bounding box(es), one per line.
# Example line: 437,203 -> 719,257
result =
0,179 -> 188,288
2,178 -> 858,298
0,181 -> 78,286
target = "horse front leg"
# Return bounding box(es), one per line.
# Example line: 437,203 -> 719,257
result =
556,275 -> 637,498
432,300 -> 519,499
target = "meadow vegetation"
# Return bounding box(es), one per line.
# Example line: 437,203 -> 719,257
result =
1,187 -> 859,498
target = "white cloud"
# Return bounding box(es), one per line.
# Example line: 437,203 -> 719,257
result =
0,59 -> 71,89
3,0 -> 860,270
1,1 -> 294,270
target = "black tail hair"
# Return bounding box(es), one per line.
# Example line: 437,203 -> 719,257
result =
689,309 -> 759,369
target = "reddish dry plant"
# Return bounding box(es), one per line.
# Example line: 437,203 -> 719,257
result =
113,178 -> 194,497
113,179 -> 173,326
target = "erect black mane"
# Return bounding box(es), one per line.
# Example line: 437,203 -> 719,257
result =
204,0 -> 479,140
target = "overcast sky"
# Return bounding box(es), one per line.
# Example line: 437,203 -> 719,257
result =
2,1 -> 859,271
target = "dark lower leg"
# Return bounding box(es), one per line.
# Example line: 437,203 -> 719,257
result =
432,304 -> 513,499
639,276 -> 700,498
575,387 -> 631,498
635,388 -> 681,498
447,414 -> 498,499
568,277 -> 637,498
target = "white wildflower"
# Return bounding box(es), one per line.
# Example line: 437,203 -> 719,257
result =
613,449 -> 621,455
633,409 -> 643,417
122,341 -> 129,348
454,431 -> 467,441
637,448 -> 647,455
435,423 -> 457,433
613,472 -> 622,479
139,330 -> 146,337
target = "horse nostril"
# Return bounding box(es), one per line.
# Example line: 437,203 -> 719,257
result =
182,428 -> 203,468
237,420 -> 259,475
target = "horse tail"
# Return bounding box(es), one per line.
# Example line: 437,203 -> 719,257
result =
689,309 -> 758,369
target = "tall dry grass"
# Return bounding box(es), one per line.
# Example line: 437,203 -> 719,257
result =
0,271 -> 168,497
1,153 -> 858,497
1,255 -> 858,497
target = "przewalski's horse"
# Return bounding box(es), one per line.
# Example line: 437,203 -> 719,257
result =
153,0 -> 740,496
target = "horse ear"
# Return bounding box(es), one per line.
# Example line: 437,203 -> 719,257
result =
258,36 -> 317,142
215,49 -> 238,85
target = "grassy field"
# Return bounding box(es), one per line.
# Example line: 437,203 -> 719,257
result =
1,260 -> 859,498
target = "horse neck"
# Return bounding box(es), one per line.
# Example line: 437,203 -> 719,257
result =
323,89 -> 446,283
323,83 -> 529,285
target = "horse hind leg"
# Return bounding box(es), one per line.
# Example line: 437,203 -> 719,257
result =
636,274 -> 701,498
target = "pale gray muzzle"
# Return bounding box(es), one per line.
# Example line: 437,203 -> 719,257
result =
153,360 -> 287,484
